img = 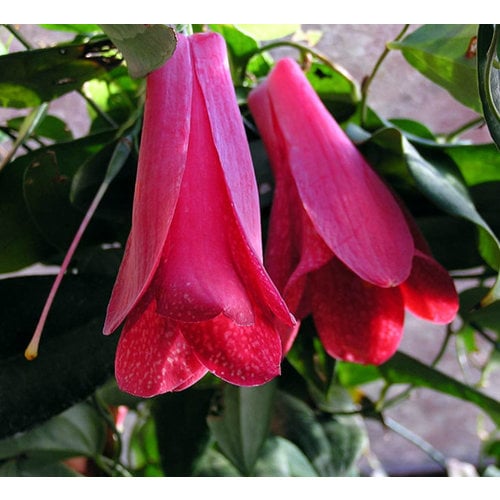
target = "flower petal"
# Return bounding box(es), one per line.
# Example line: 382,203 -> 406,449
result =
104,35 -> 192,334
152,70 -> 254,325
115,297 -> 208,397
261,58 -> 414,287
192,32 -> 262,259
180,309 -> 283,386
310,258 -> 405,365
400,250 -> 459,324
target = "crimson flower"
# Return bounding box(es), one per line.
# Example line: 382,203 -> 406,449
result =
248,58 -> 458,365
104,33 -> 294,397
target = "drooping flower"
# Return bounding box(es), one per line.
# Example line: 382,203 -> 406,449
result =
248,58 -> 458,365
103,33 -> 294,397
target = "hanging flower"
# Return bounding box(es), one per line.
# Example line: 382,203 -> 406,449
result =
248,58 -> 458,365
103,33 -> 294,397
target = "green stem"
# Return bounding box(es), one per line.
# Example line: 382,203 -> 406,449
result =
0,103 -> 48,172
445,116 -> 485,142
359,24 -> 410,127
244,40 -> 356,88
384,416 -> 447,469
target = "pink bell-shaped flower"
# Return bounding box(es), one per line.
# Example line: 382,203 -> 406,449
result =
248,58 -> 458,365
104,33 -> 294,397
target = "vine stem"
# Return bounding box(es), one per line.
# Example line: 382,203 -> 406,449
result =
243,40 -> 356,88
359,24 -> 410,127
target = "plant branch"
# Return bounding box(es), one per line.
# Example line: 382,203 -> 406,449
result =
359,24 -> 410,126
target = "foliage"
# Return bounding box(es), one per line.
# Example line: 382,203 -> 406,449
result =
0,23 -> 499,477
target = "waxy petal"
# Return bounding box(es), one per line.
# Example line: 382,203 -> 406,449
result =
400,250 -> 459,324
310,258 -> 405,365
192,32 -> 262,259
258,58 -> 414,287
104,35 -> 192,334
115,298 -> 208,397
153,67 -> 254,325
180,309 -> 283,386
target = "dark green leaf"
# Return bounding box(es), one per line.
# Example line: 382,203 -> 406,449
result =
0,457 -> 81,476
193,448 -> 240,476
388,25 -> 481,112
207,381 -> 276,475
152,389 -> 214,476
252,436 -> 317,476
0,273 -> 118,439
99,25 -> 177,79
320,415 -> 367,476
0,39 -> 121,108
379,352 -> 500,426
7,114 -> 73,142
477,24 -> 500,147
0,402 -> 106,461
0,131 -> 116,273
273,391 -> 336,476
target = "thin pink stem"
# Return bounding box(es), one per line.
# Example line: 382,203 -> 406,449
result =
25,182 -> 109,360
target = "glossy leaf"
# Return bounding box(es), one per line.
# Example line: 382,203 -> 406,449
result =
152,389 -> 214,476
388,25 -> 481,112
8,114 -> 73,142
477,24 -> 500,147
0,39 -> 121,108
252,437 -> 317,476
207,381 -> 276,475
0,273 -> 118,439
305,61 -> 360,122
446,143 -> 500,186
379,352 -> 500,426
0,131 -> 116,273
0,402 -> 106,461
99,24 -> 177,79
0,458 -> 80,477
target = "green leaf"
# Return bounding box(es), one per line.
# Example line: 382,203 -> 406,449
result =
336,361 -> 381,387
446,143 -> 500,186
236,24 -> 300,41
209,24 -> 267,84
0,131 -> 116,273
388,25 -> 481,112
0,273 -> 118,439
252,436 -> 318,476
99,24 -> 177,79
305,61 -> 360,122
0,39 -> 121,108
477,24 -> 500,147
0,402 -> 106,461
152,389 -> 214,476
0,458 -> 81,477
379,352 -> 500,426
273,391 -> 332,476
207,381 -> 276,475
7,114 -> 73,142
273,390 -> 366,476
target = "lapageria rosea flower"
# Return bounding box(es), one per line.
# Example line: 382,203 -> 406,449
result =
248,58 -> 458,365
103,33 -> 294,397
